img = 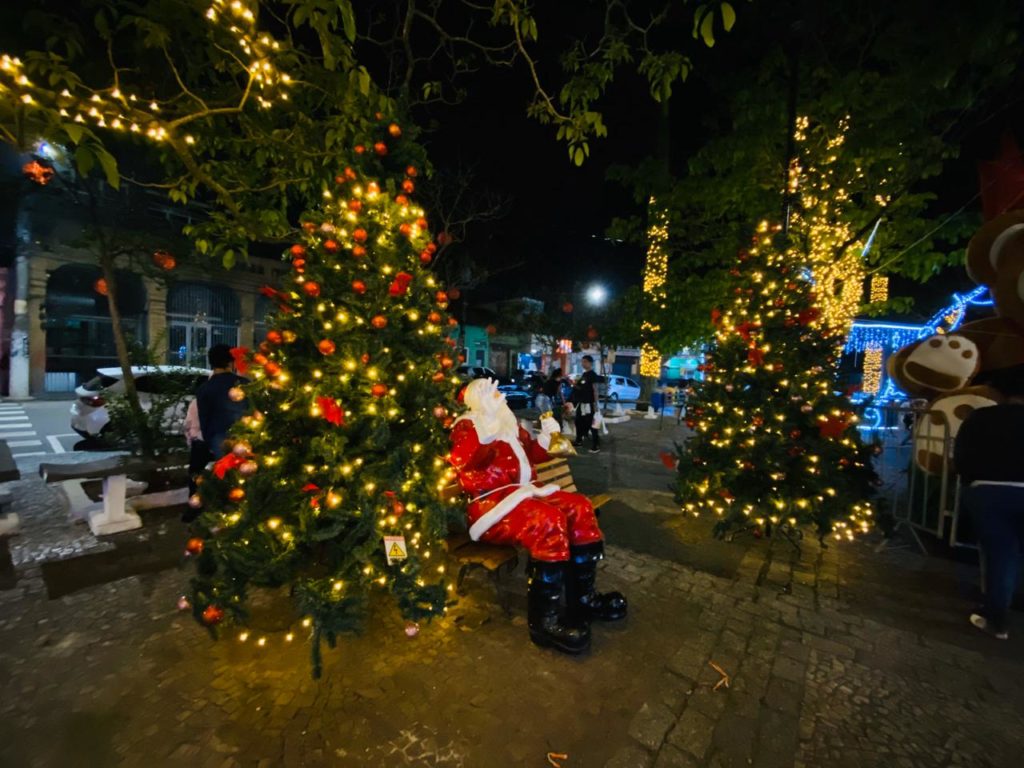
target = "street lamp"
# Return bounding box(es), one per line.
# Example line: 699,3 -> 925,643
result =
586,284 -> 608,306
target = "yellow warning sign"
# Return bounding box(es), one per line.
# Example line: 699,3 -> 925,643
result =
384,535 -> 408,564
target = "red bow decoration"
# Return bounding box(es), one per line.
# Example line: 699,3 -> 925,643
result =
213,454 -> 244,479
301,482 -> 320,493
798,307 -> 821,326
736,322 -> 759,341
388,271 -> 414,297
818,414 -> 851,440
659,450 -> 678,470
230,347 -> 250,375
747,347 -> 765,366
260,285 -> 292,312
316,396 -> 345,426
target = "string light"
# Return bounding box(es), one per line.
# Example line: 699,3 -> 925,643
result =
640,197 -> 669,376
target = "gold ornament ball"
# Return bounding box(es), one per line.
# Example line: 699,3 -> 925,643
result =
239,460 -> 258,476
188,494 -> 202,509
228,386 -> 245,403
232,441 -> 251,457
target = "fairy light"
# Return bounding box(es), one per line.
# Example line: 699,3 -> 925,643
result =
640,197 -> 669,376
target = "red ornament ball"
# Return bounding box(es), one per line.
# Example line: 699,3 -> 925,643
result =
228,487 -> 246,502
435,291 -> 449,304
303,282 -> 321,297
406,165 -> 418,177
448,288 -> 462,301
266,330 -> 283,344
371,315 -> 388,329
152,250 -> 176,271
399,223 -> 412,237
352,280 -> 367,294
348,199 -> 362,213
185,537 -> 204,556
318,339 -> 336,356
323,239 -> 340,253
264,361 -> 281,377
440,356 -> 454,369
427,311 -> 442,324
361,353 -> 371,364
371,383 -> 388,398
94,278 -> 109,296
202,605 -> 225,626
353,228 -> 368,243
354,144 -> 366,154
420,251 -> 433,264
402,179 -> 415,194
352,245 -> 367,258
395,194 -> 409,206
290,244 -> 306,258
790,429 -> 802,440
374,142 -> 388,156
388,123 -> 402,137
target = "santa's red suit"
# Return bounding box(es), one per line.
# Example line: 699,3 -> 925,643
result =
448,418 -> 603,562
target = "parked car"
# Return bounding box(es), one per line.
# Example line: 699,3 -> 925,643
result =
456,364 -> 501,383
71,365 -> 210,438
600,375 -> 642,402
497,384 -> 532,411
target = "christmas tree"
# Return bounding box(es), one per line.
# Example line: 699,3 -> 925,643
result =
675,221 -> 878,541
186,117 -> 459,675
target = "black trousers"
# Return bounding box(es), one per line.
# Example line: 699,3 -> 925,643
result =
574,409 -> 599,449
188,440 -> 213,497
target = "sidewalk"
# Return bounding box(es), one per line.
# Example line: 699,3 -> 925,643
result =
0,418 -> 1022,767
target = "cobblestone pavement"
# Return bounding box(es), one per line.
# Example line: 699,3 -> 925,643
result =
1,419 -> 1023,767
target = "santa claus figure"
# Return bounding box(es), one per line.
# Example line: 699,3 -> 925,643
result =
448,378 -> 627,654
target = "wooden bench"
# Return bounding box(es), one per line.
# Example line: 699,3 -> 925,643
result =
0,439 -> 21,589
39,452 -> 188,537
442,456 -> 612,611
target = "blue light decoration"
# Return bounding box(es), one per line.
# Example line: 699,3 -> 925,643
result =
844,287 -> 993,427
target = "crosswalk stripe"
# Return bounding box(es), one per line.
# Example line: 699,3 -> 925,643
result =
0,415 -> 30,421
12,451 -> 46,457
0,431 -> 37,438
7,439 -> 41,447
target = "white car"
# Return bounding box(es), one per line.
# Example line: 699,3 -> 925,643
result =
456,364 -> 500,382
71,366 -> 210,438
601,375 -> 641,402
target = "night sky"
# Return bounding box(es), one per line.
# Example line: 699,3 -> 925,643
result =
403,2 -> 1024,320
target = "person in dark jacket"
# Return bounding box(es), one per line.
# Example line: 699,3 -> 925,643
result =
540,368 -> 565,427
196,344 -> 248,459
571,355 -> 601,453
953,366 -> 1024,640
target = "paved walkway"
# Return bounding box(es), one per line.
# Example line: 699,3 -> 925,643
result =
1,419 -> 1023,767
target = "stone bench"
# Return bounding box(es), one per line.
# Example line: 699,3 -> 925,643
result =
442,456 -> 611,611
39,452 -> 189,537
0,439 -> 21,588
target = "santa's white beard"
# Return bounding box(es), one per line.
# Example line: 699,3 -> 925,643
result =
474,402 -> 520,444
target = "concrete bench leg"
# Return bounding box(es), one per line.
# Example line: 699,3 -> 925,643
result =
88,474 -> 142,536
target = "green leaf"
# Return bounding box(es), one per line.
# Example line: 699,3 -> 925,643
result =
700,13 -> 716,47
222,249 -> 236,269
95,146 -> 120,189
721,2 -> 736,32
75,146 -> 95,178
339,1 -> 356,42
573,146 -> 585,166
63,123 -> 84,145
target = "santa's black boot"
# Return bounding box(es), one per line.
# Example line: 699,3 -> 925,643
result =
566,542 -> 628,623
527,560 -> 591,654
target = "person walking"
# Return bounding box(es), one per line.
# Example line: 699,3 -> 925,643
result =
953,368 -> 1024,640
539,368 -> 565,427
196,344 -> 248,460
571,355 -> 601,454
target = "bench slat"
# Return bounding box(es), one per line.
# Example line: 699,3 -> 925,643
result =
39,452 -> 189,483
537,465 -> 572,483
590,493 -> 611,510
450,542 -> 517,569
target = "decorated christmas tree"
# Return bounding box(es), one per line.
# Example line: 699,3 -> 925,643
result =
675,221 -> 878,541
186,117 -> 459,675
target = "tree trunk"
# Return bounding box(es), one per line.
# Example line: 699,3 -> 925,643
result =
88,190 -> 150,456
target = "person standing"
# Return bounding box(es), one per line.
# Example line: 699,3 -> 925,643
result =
571,355 -> 601,454
540,368 -> 565,427
953,369 -> 1024,640
196,344 -> 248,460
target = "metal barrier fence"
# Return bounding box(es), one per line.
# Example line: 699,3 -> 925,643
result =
858,404 -> 974,551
